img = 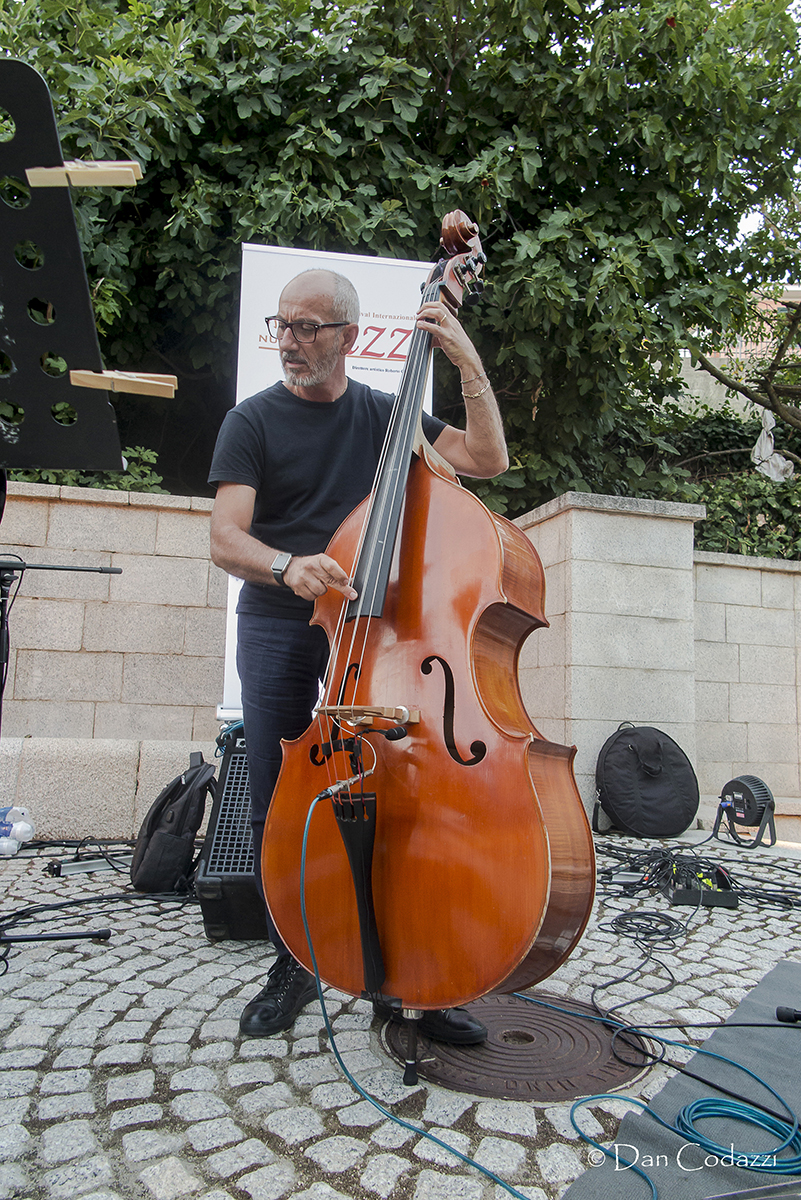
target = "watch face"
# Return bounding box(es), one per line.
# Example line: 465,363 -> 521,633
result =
272,553 -> 291,582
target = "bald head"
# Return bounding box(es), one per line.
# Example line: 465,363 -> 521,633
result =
279,269 -> 360,325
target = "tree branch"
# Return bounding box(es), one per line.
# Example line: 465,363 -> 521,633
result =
693,350 -> 767,408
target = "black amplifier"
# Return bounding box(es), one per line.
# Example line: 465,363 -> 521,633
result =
194,732 -> 269,941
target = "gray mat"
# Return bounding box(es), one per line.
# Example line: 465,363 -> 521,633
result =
562,959 -> 801,1200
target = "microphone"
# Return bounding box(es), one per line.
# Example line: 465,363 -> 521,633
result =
776,1006 -> 801,1023
383,727 -> 407,741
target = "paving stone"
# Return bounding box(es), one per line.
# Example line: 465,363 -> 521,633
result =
475,1100 -> 537,1137
139,1156 -> 203,1199
192,1042 -> 235,1064
337,1099 -> 385,1127
185,1118 -> 244,1152
238,1039 -> 289,1059
226,1062 -> 275,1088
360,1152 -> 413,1198
294,1013 -> 337,1038
50,1051 -> 94,1070
56,1025 -> 103,1048
264,1104 -> 325,1144
0,1163 -> 29,1197
71,1191 -> 125,1200
170,1066 -> 219,1091
0,1123 -> 33,1161
304,1134 -> 369,1173
122,1129 -> 186,1163
544,1104 -> 602,1141
371,1120 -> 416,1149
151,1028 -> 196,1044
412,1169 -> 484,1200
2,843 -> 801,1200
491,1188 -> 547,1200
413,1128 -> 472,1169
358,1068 -> 422,1105
310,1082 -> 359,1109
150,1044 -> 191,1066
0,1048 -> 46,1068
535,1143 -> 585,1184
238,1162 -> 296,1200
0,1071 -> 37,1099
290,1186 -> 351,1200
40,1067 -> 93,1094
3,1023 -> 55,1047
292,1036 -> 321,1056
103,1021 -> 154,1043
288,1056 -> 340,1088
339,1048 -> 383,1073
37,1090 -> 96,1119
473,1136 -> 527,1179
43,1153 -> 114,1199
170,1091 -> 231,1122
200,1019 -> 240,1041
206,1138 -> 275,1178
108,1103 -> 164,1131
106,1070 -> 155,1103
236,1083 -> 294,1115
421,1093 -> 475,1127
332,1012 -> 372,1031
329,1029 -> 371,1051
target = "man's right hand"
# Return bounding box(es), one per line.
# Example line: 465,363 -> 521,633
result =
283,553 -> 358,602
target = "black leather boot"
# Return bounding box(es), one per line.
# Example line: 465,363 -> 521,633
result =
373,999 -> 487,1045
240,956 -> 318,1037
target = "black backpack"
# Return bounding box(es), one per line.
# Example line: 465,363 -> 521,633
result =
130,752 -> 216,892
594,723 -> 699,837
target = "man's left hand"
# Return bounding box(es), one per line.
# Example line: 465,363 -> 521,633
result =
416,300 -> 483,378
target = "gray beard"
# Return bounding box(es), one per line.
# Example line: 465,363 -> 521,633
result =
282,340 -> 341,388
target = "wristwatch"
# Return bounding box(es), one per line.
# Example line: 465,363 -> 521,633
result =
271,551 -> 293,587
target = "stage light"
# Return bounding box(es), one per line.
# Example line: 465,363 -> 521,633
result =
712,775 -> 776,849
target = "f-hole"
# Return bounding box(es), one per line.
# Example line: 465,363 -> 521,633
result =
310,662 -> 361,765
338,662 -> 360,705
421,654 -> 486,766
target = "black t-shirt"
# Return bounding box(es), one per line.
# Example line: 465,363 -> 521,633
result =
208,378 -> 447,618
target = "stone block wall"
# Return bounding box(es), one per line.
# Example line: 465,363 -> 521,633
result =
516,494 -> 801,839
1,482 -> 227,743
694,550 -> 801,826
4,483 -> 801,841
515,492 -> 704,810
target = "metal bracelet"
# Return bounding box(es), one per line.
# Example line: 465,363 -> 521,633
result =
460,372 -> 487,385
462,380 -> 491,398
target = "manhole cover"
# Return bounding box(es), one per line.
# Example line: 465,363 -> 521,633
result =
379,992 -> 650,1100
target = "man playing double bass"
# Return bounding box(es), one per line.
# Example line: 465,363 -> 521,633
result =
209,267 -> 508,1041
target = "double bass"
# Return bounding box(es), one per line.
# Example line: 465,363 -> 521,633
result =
262,212 -> 595,1036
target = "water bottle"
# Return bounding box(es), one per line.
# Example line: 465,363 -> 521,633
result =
0,806 -> 35,850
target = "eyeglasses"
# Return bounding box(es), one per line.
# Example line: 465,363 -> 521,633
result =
264,317 -> 350,344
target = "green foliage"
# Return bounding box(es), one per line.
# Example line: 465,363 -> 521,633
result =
695,473 -> 801,558
661,403 -> 801,558
9,446 -> 168,492
1,0 -> 800,499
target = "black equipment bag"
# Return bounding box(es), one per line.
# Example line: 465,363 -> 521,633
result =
130,752 -> 216,892
594,723 -> 699,837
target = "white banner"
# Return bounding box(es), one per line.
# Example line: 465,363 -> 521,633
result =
217,243 -> 435,719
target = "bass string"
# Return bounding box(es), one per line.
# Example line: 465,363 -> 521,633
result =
321,281 -> 438,688
314,280 -> 441,791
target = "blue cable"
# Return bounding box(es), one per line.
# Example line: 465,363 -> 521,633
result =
298,794 -> 533,1200
513,994 -> 801,1196
300,802 -> 801,1199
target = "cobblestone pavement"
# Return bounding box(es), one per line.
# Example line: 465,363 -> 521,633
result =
2,833 -> 801,1200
